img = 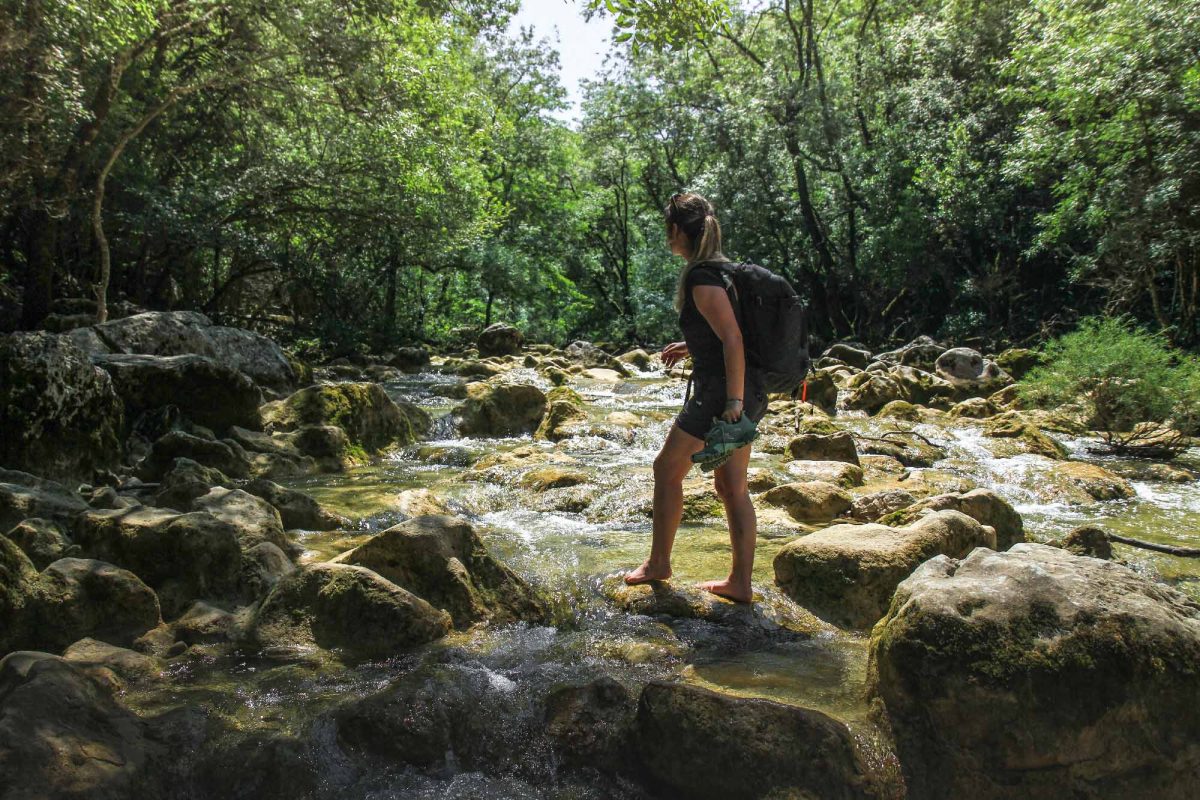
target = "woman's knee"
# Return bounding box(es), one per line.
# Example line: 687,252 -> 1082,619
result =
653,452 -> 689,484
714,473 -> 747,500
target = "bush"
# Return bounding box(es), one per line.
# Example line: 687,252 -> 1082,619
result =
1019,316 -> 1200,456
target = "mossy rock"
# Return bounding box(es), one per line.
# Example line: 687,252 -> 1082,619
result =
264,382 -> 429,453
877,400 -> 922,421
453,381 -> 547,438
984,412 -> 1068,459
761,480 -> 853,522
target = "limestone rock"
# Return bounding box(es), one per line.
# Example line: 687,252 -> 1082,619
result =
1057,524 -> 1113,559
519,467 -> 590,492
774,510 -> 997,628
602,579 -> 822,639
869,543 -> 1200,799
849,489 -> 918,523
0,332 -> 123,483
823,342 -> 872,369
453,381 -> 547,437
545,677 -> 636,773
190,487 -> 290,553
616,348 -> 653,370
335,515 -> 547,629
1044,461 -> 1136,504
534,386 -> 588,441
4,517 -> 73,570
761,480 -> 853,523
386,346 -> 430,371
984,412 -> 1069,459
136,431 -> 251,481
782,459 -> 864,488
842,372 -> 905,413
264,382 -> 430,453
243,478 -> 347,531
62,638 -> 162,683
0,470 -> 89,532
248,562 -> 451,659
33,558 -> 162,652
64,310 -> 295,390
635,681 -> 883,800
152,458 -> 231,511
0,652 -> 158,800
949,397 -> 997,419
883,488 -> 1024,550
787,431 -> 860,466
476,323 -> 523,357
858,435 -> 946,467
995,347 -> 1042,380
876,400 -> 922,421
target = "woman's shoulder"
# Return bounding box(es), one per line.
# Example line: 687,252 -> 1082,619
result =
686,260 -> 732,288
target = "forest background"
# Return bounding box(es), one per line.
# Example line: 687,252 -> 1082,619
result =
2,0 -> 1197,357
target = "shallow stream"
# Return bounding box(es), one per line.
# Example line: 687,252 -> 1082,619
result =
124,365 -> 1200,797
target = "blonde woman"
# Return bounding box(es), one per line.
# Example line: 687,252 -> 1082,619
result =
624,192 -> 766,603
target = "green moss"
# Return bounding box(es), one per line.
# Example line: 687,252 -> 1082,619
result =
545,386 -> 584,407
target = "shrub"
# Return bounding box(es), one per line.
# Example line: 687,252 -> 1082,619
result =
1019,316 -> 1200,456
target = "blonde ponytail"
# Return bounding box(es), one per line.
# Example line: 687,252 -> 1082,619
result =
670,203 -> 730,312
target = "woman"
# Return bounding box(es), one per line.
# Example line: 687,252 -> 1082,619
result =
624,192 -> 768,603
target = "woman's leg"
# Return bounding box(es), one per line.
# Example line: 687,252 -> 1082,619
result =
700,443 -> 756,602
624,423 -> 704,584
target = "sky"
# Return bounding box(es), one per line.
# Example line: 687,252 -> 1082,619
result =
506,0 -> 612,125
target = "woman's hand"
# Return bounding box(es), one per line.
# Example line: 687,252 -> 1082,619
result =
721,398 -> 743,423
661,341 -> 689,368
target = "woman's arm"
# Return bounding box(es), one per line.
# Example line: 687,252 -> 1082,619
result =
693,284 -> 745,421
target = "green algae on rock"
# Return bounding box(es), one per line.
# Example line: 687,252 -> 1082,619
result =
869,543 -> 1200,799
452,380 -> 547,437
264,381 -> 430,453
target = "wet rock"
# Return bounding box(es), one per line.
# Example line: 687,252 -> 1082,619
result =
72,506 -> 243,618
842,371 -> 905,413
858,435 -> 946,467
616,348 -> 653,370
386,346 -> 430,371
888,365 -> 955,407
984,412 -> 1068,459
136,431 -> 251,481
242,478 -> 346,531
876,399 -> 922,421
782,459 -> 864,488
787,431 -> 860,465
0,332 -> 124,483
602,579 -> 822,638
564,340 -> 629,373
241,542 -> 296,599
545,677 -> 637,773
883,488 -> 1024,550
64,309 -> 295,390
264,382 -> 431,453
477,323 -> 523,356
34,558 -> 162,652
774,510 -> 996,629
92,353 -> 261,434
635,681 -> 883,800
869,543 -> 1200,799
5,517 -> 73,570
761,480 -> 853,523
152,458 -> 230,511
193,730 -> 321,800
335,515 -> 547,629
63,638 -> 163,683
534,386 -> 588,441
0,470 -> 90,532
169,600 -> 236,646
519,467 -> 590,492
288,424 -> 351,464
1056,524 -> 1114,559
391,488 -> 456,518
453,381 -> 547,437
949,397 -> 997,419
456,359 -> 503,378
803,368 -> 840,413
190,487 -> 290,553
0,652 -> 158,800
1044,461 -> 1136,504
849,489 -> 918,523
248,562 -> 451,659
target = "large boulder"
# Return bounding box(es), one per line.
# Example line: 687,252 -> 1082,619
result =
0,332 -> 123,482
935,347 -> 1012,397
0,536 -> 39,655
334,514 -> 547,629
452,381 -> 547,437
247,562 -> 452,659
869,543 -> 1200,799
823,342 -> 872,369
243,478 -> 347,531
476,323 -> 523,357
984,412 -> 1069,459
635,681 -> 883,800
72,506 -> 243,617
882,488 -> 1025,550
877,335 -> 945,371
151,458 -> 231,511
263,382 -> 429,453
774,510 -> 996,629
0,652 -> 158,800
135,431 -> 250,481
4,517 -> 74,570
534,386 -> 588,441
189,487 -> 291,553
92,353 -> 261,433
64,310 -> 295,390
32,558 -> 162,653
842,371 -> 906,413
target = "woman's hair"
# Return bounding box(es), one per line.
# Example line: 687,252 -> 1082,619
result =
666,192 -> 729,311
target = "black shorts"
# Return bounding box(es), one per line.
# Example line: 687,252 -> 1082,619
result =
675,370 -> 768,440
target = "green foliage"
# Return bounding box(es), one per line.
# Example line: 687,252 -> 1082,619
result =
1019,316 -> 1200,439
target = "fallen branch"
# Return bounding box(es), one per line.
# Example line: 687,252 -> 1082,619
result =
1107,533 -> 1200,558
854,430 -> 938,447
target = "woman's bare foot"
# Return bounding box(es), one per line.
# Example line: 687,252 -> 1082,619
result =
624,561 -> 672,585
697,579 -> 753,604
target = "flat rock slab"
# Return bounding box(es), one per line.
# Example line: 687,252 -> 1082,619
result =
870,543 -> 1200,800
773,510 -> 996,629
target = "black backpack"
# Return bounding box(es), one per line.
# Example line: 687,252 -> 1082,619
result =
696,261 -> 812,395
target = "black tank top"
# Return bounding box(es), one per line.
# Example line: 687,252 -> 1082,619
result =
679,262 -> 733,376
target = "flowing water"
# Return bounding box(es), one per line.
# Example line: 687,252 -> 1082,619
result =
122,364 -> 1200,797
